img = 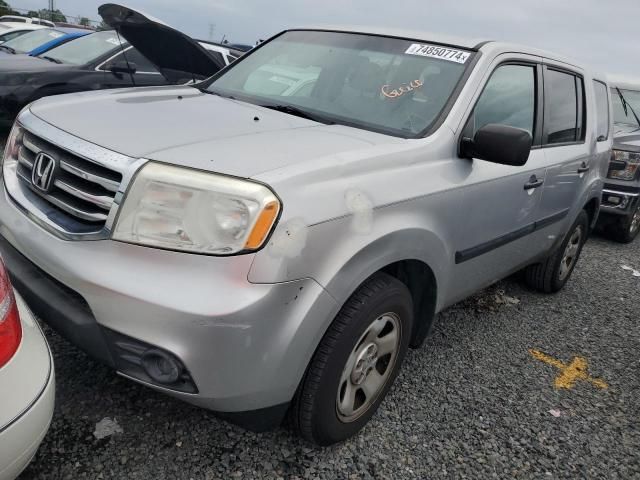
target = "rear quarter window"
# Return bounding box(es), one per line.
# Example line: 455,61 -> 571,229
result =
593,80 -> 610,141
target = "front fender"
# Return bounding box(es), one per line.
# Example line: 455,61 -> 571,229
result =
249,211 -> 454,313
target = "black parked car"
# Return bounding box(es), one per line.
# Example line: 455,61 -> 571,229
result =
596,78 -> 640,243
0,6 -> 227,125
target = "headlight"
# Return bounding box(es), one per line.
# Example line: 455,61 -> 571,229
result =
2,123 -> 24,166
112,163 -> 281,255
608,150 -> 640,181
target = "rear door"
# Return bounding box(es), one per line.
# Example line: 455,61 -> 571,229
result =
537,64 -> 590,232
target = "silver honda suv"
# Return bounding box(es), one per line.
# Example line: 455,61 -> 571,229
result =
0,20 -> 611,445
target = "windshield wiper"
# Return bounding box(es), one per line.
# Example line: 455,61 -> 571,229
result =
41,55 -> 62,64
260,104 -> 334,125
196,87 -> 235,100
0,45 -> 16,54
616,87 -> 640,129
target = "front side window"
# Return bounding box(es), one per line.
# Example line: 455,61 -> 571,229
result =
41,31 -> 124,65
470,64 -> 536,135
593,80 -> 610,141
544,69 -> 585,145
205,30 -> 474,137
611,87 -> 640,129
2,28 -> 64,53
103,47 -> 158,74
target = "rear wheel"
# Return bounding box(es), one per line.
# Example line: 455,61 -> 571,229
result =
291,272 -> 413,445
524,210 -> 588,293
606,203 -> 640,244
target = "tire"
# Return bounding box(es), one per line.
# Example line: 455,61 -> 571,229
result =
605,203 -> 640,244
291,272 -> 413,446
524,210 -> 589,293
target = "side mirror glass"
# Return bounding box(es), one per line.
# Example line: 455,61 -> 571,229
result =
460,124 -> 533,166
108,61 -> 137,75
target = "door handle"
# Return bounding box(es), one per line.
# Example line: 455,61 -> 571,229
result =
524,175 -> 544,190
577,162 -> 590,173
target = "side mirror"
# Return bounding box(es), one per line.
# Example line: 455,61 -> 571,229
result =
460,124 -> 533,166
108,61 -> 137,75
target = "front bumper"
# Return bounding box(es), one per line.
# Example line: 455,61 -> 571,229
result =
600,183 -> 639,216
0,184 -> 337,415
0,295 -> 55,480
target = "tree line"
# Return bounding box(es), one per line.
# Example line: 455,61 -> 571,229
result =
0,0 -> 93,26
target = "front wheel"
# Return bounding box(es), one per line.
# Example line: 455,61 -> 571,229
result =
524,210 -> 589,293
606,203 -> 640,244
291,272 -> 413,445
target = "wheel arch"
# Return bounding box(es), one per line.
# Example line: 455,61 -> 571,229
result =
380,259 -> 438,348
582,195 -> 600,230
321,228 -> 449,349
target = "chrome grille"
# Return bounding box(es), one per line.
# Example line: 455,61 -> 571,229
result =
15,132 -> 123,228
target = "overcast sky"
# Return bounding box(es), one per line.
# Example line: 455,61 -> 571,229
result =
12,0 -> 640,77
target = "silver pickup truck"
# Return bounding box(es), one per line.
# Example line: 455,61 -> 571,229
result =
598,77 -> 640,242
0,9 -> 611,445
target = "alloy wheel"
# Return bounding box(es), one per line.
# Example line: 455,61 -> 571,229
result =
336,313 -> 401,423
559,225 -> 583,281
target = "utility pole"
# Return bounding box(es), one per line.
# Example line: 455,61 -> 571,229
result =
48,0 -> 55,20
208,23 -> 215,41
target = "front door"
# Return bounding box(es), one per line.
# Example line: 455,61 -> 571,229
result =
449,60 -> 549,302
99,47 -> 169,89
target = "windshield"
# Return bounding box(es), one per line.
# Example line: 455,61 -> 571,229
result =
612,88 -> 640,128
3,28 -> 64,53
41,30 -> 124,65
205,30 -> 473,137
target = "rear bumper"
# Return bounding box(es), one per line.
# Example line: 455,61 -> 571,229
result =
0,371 -> 54,480
0,296 -> 55,480
0,184 -> 337,416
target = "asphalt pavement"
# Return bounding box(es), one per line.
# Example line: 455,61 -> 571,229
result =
2,133 -> 638,479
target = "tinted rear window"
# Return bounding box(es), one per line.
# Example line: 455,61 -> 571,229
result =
544,69 -> 584,145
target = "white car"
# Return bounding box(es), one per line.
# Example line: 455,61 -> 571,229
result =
0,15 -> 56,27
199,40 -> 241,66
0,255 -> 54,480
0,22 -> 46,43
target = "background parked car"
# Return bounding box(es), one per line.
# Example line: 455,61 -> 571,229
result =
0,22 -> 45,43
0,254 -> 54,480
199,39 -> 243,65
0,27 -> 89,57
596,77 -> 640,243
0,22 -> 228,125
0,15 -> 55,27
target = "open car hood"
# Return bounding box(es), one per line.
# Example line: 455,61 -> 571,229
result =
98,3 -> 223,82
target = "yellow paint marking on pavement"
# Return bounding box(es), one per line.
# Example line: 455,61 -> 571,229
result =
529,349 -> 608,390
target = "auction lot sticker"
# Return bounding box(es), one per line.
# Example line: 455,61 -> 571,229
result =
405,43 -> 471,64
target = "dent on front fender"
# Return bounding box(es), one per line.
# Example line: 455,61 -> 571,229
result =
248,210 -> 453,312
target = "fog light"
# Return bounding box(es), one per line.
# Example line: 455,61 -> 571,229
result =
141,349 -> 182,384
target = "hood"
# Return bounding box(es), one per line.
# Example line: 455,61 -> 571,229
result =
98,3 -> 223,82
28,86 -> 400,178
614,129 -> 640,153
0,54 -> 68,78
